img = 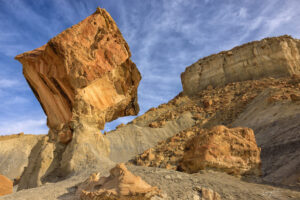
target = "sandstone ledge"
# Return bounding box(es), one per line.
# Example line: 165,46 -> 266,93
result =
181,35 -> 300,96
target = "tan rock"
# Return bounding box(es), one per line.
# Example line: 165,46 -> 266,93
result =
181,35 -> 300,96
78,163 -> 161,200
0,174 -> 13,196
16,7 -> 139,191
199,187 -> 222,200
179,125 -> 261,176
15,6 -> 141,136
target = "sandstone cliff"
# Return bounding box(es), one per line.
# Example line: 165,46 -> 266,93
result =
181,35 -> 300,96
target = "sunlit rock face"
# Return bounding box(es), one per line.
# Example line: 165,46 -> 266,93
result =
15,7 -> 141,191
15,7 -> 141,142
181,35 -> 300,96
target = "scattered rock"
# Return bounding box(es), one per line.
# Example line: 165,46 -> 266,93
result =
199,187 -> 222,200
133,125 -> 261,177
77,163 -> 162,200
0,174 -> 13,196
203,99 -> 213,108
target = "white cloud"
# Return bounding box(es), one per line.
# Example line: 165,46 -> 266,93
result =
0,79 -> 19,88
0,118 -> 48,135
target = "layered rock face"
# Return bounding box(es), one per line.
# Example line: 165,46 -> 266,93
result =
77,163 -> 161,200
181,35 -> 300,96
15,7 -> 141,142
15,7 -> 141,191
0,174 -> 13,197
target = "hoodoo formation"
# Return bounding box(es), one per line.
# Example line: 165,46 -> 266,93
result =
14,7 -> 141,190
15,7 -> 141,143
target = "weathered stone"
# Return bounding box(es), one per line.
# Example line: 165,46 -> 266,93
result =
0,174 -> 13,197
15,7 -> 140,191
200,187 -> 222,200
77,163 -> 161,200
290,94 -> 300,101
15,7 -> 141,137
179,126 -> 261,176
181,35 -> 300,96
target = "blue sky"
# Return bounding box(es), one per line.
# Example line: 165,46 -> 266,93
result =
0,0 -> 300,135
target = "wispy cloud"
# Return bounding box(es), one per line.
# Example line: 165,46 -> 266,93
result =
0,79 -> 19,88
0,0 -> 300,133
0,118 -> 47,135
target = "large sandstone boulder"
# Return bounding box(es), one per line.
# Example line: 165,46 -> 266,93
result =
0,174 -> 13,197
77,163 -> 161,200
181,35 -> 300,96
132,125 -> 261,176
15,7 -> 141,142
15,7 -> 141,190
179,126 -> 261,176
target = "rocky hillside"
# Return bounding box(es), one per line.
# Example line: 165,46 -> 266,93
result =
0,6 -> 300,200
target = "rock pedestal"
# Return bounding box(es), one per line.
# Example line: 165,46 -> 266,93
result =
15,7 -> 141,190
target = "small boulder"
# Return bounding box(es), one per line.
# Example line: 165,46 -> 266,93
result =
77,163 -> 161,200
0,174 -> 13,196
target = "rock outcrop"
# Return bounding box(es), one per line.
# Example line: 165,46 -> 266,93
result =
131,125 -> 261,176
15,7 -> 141,142
15,7 -> 141,191
0,174 -> 13,197
0,134 -> 43,180
77,163 -> 161,200
179,126 -> 261,175
181,35 -> 300,96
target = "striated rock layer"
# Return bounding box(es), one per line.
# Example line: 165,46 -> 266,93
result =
15,7 -> 141,191
181,35 -> 300,96
15,7 -> 141,142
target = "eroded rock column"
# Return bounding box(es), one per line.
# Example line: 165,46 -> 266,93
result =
15,7 -> 141,190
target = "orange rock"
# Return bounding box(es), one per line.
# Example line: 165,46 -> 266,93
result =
198,187 -> 222,200
77,163 -> 161,200
179,125 -> 261,176
0,174 -> 13,196
58,129 -> 73,144
203,99 -> 213,108
15,7 -> 141,137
